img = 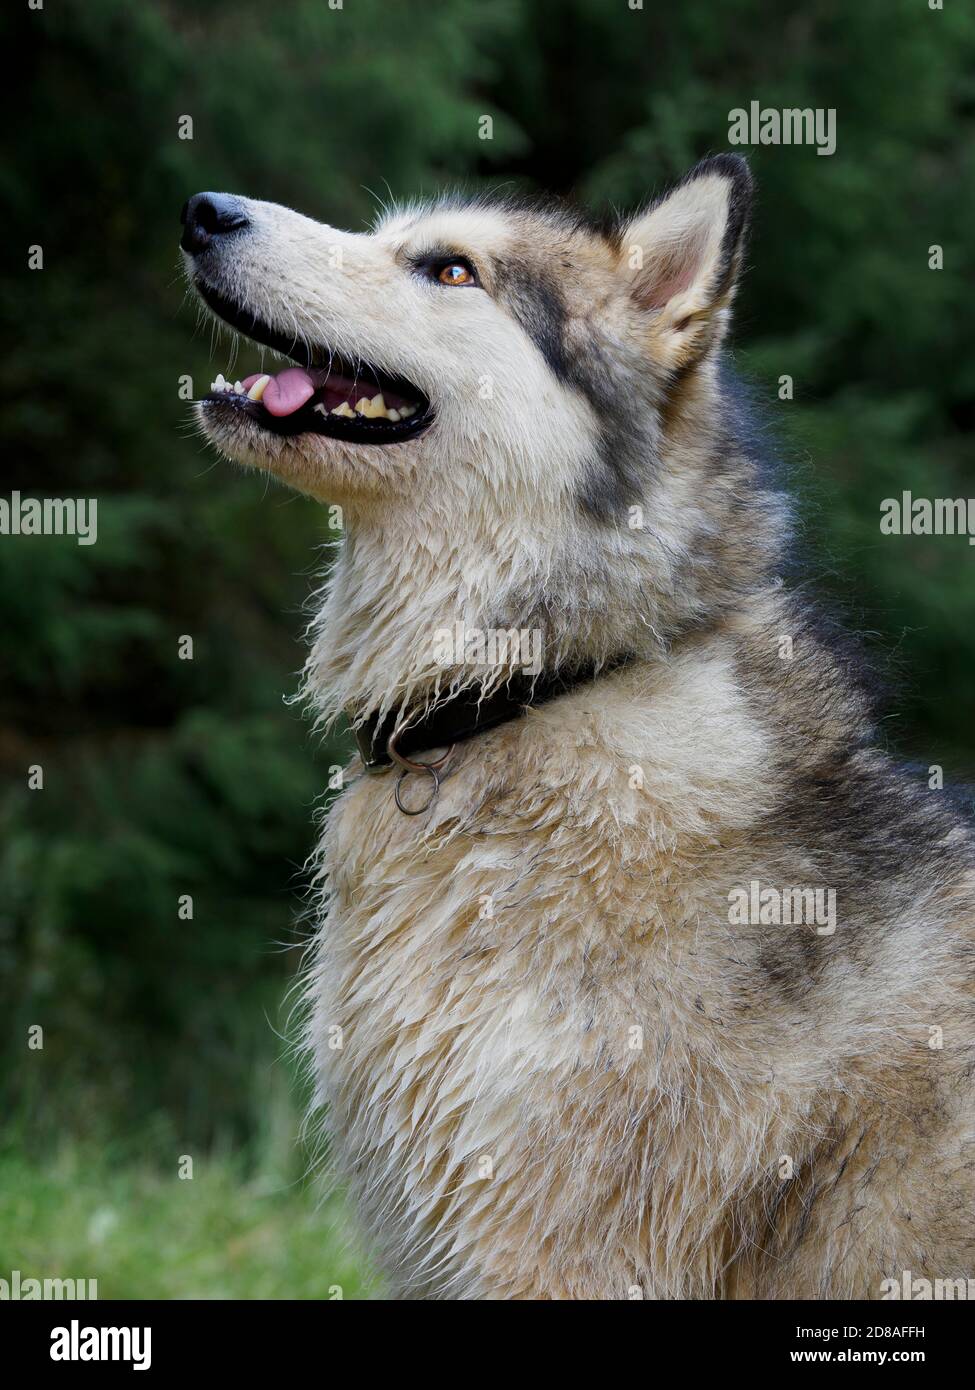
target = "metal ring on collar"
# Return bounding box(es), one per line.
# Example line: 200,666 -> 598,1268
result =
386,731 -> 455,815
394,763 -> 440,815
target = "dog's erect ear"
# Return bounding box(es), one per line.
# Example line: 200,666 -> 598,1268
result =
618,154 -> 753,371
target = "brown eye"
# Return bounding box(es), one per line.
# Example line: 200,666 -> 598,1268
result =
438,261 -> 475,286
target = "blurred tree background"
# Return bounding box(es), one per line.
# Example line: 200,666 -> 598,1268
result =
2,0 -> 974,1294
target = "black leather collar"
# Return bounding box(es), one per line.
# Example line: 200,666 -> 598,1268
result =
353,655 -> 633,772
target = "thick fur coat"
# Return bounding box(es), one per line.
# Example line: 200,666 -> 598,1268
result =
184,156 -> 975,1298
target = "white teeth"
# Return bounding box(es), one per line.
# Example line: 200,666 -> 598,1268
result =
209,372 -> 257,398
207,368 -> 420,423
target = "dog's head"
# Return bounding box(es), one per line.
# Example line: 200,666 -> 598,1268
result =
181,156 -> 753,520
182,156 -> 780,700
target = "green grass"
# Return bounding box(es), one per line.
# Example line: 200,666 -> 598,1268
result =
0,1143 -> 377,1300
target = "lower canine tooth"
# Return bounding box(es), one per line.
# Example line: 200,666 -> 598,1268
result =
247,374 -> 271,402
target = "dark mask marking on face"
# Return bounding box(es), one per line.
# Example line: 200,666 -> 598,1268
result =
494,255 -> 658,521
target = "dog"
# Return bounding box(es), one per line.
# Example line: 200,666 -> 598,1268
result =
181,155 -> 975,1299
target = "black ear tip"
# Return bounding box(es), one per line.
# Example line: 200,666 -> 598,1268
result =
690,152 -> 753,196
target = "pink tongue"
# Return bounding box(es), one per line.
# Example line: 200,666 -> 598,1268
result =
255,367 -> 317,417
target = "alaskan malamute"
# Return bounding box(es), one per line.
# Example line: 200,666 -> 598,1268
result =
182,156 -> 975,1299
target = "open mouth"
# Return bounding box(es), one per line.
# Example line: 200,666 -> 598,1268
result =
195,280 -> 433,443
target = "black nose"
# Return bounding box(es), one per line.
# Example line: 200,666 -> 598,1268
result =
180,192 -> 250,255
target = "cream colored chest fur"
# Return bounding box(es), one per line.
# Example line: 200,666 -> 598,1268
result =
307,652 -> 801,1298
305,651 -> 971,1299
